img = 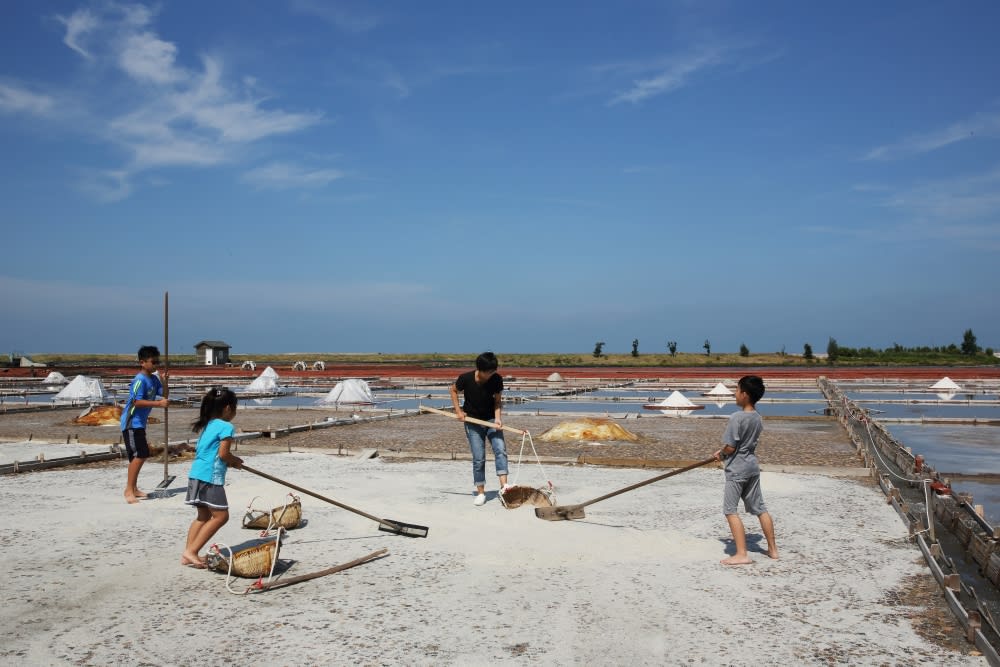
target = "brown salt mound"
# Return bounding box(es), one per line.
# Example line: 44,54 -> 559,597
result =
537,418 -> 639,443
73,405 -> 122,426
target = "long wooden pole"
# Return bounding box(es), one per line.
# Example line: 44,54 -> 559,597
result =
419,405 -> 527,435
163,291 -> 169,481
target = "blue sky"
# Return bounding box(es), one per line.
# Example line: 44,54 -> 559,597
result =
2,1 -> 999,356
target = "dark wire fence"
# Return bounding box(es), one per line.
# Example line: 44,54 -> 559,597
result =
820,376 -> 1000,663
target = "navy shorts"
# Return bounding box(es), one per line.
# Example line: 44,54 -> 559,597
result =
122,428 -> 150,462
185,478 -> 229,510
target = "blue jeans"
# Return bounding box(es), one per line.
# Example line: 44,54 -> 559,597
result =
465,422 -> 509,487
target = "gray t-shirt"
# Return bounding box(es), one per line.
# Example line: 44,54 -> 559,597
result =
722,410 -> 763,480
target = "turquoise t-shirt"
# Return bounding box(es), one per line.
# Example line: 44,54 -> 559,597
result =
189,419 -> 236,486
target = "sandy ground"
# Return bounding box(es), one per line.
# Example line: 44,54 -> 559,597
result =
0,446 -> 986,666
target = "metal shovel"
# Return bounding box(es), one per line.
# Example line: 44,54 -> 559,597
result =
242,465 -> 429,538
535,456 -> 718,521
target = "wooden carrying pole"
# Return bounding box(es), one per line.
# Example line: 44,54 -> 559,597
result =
419,405 -> 527,435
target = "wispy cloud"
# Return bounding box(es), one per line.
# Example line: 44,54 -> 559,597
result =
242,162 -> 345,190
0,82 -> 54,115
815,168 -> 1000,249
883,167 -> 1000,222
55,8 -> 99,59
597,47 -> 726,106
289,0 -> 380,33
864,111 -> 1000,161
28,3 -> 326,200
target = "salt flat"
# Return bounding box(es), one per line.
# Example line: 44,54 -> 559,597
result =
0,450 -> 983,665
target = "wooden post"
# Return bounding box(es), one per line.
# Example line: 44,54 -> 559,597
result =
163,291 -> 170,482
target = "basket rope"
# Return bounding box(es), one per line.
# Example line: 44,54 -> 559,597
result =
507,430 -> 555,506
242,493 -> 301,535
209,527 -> 284,595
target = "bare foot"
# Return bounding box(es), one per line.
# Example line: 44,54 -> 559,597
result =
720,555 -> 753,566
135,490 -> 149,499
767,549 -> 779,560
125,494 -> 140,505
180,553 -> 207,568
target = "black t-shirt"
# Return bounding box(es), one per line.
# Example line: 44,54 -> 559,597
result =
455,370 -> 503,420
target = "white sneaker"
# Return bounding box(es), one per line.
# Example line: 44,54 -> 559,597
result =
473,492 -> 486,507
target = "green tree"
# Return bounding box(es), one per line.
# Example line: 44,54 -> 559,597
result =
631,339 -> 639,357
593,341 -> 605,358
739,343 -> 749,357
667,341 -> 677,356
962,329 -> 979,355
803,342 -> 814,360
703,339 -> 711,356
827,337 -> 839,363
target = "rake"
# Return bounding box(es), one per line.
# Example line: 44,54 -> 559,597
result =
534,456 -> 717,521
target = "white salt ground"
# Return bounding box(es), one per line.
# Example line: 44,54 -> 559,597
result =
0,451 -> 986,666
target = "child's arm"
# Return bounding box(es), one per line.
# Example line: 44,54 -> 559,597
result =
134,398 -> 169,408
219,438 -> 243,469
714,444 -> 734,461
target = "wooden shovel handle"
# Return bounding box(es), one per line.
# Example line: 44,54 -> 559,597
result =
242,465 -> 382,524
577,456 -> 718,510
419,405 -> 527,435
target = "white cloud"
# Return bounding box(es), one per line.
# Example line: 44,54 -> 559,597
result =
864,112 -> 1000,161
118,31 -> 186,84
56,8 -> 100,59
0,82 -> 53,115
242,162 -> 345,189
602,48 -> 725,106
40,4 -> 328,200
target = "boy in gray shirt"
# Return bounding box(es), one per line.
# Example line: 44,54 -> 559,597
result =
714,375 -> 778,565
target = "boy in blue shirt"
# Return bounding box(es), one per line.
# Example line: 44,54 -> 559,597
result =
714,375 -> 778,565
120,345 -> 169,503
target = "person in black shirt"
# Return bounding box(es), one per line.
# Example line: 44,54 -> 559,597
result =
449,352 -> 510,506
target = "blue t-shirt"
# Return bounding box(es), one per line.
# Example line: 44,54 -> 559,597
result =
120,372 -> 163,431
189,419 -> 236,486
722,410 -> 763,481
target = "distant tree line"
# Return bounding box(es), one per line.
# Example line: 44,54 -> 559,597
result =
592,328 -> 994,363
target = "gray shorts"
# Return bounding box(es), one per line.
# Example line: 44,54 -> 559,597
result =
185,478 -> 229,510
723,475 -> 767,516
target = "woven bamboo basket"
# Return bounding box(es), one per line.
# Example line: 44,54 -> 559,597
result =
500,485 -> 554,509
208,538 -> 281,578
243,496 -> 302,531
